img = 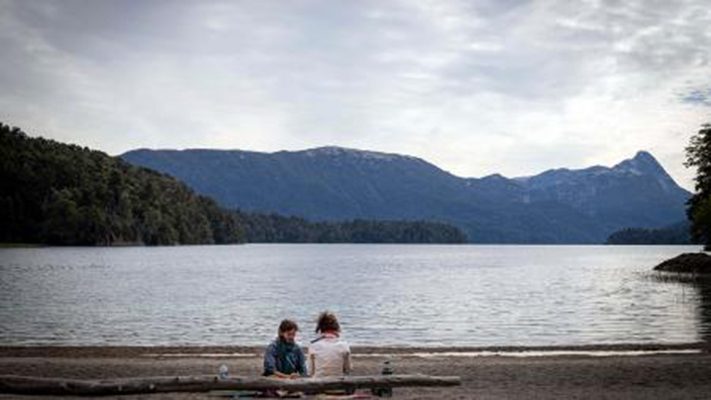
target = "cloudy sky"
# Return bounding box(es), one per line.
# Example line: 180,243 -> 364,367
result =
1,0 -> 709,189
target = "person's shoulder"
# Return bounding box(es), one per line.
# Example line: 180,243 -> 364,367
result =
338,339 -> 351,352
309,337 -> 326,352
265,339 -> 278,351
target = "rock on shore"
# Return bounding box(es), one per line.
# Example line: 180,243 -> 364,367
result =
654,253 -> 711,274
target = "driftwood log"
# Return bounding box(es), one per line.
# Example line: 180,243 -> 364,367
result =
0,374 -> 461,396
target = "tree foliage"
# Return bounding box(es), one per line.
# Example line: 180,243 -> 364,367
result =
233,211 -> 467,243
685,123 -> 711,249
605,223 -> 694,245
0,123 -> 243,245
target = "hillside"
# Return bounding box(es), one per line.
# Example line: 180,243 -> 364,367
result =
0,123 -> 243,245
123,146 -> 691,244
1,124 -> 466,245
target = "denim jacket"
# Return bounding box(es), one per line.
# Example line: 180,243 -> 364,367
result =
263,338 -> 308,377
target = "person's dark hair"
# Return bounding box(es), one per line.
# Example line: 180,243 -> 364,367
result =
315,311 -> 340,333
279,319 -> 299,333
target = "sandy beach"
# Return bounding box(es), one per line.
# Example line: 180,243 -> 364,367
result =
2,344 -> 711,399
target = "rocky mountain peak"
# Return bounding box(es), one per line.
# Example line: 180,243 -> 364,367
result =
613,150 -> 666,177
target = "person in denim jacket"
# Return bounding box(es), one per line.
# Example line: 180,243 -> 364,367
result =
263,319 -> 308,378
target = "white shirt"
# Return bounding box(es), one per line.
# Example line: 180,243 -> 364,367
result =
307,333 -> 352,378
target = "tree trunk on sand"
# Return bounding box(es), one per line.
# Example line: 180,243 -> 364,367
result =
0,374 -> 461,396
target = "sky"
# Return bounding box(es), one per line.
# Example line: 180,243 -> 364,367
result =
1,0 -> 710,190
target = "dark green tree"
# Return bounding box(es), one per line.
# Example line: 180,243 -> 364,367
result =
0,123 -> 245,246
686,123 -> 711,249
42,189 -> 81,245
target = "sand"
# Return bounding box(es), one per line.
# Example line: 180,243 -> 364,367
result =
1,344 -> 711,399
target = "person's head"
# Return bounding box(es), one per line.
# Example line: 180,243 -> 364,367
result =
315,311 -> 340,334
278,319 -> 299,343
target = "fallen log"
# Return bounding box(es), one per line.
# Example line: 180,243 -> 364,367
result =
0,374 -> 461,396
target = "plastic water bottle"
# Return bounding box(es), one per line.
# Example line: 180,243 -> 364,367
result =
219,364 -> 229,380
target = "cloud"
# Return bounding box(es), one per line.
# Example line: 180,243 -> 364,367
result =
0,0 -> 709,190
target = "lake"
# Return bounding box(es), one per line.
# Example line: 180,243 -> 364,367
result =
0,244 -> 708,347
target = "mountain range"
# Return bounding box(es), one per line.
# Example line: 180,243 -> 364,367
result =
121,146 -> 691,244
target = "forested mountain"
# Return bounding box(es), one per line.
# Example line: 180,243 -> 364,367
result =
0,124 -> 466,245
606,221 -> 695,245
123,146 -> 691,243
0,123 -> 242,245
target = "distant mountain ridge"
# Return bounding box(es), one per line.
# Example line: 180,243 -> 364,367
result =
0,124 -> 468,246
122,146 -> 691,244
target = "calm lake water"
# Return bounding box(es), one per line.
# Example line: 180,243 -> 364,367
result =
0,244 -> 709,347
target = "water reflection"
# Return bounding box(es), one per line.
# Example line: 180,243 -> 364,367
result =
698,283 -> 711,342
652,273 -> 711,343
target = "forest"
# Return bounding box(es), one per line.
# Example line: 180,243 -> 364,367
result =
0,123 -> 242,245
233,211 -> 467,243
0,123 -> 467,245
605,223 -> 693,245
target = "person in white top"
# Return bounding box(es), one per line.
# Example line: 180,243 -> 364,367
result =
307,311 -> 352,379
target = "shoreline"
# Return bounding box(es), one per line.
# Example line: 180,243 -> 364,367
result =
2,342 -> 710,358
2,344 -> 711,399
